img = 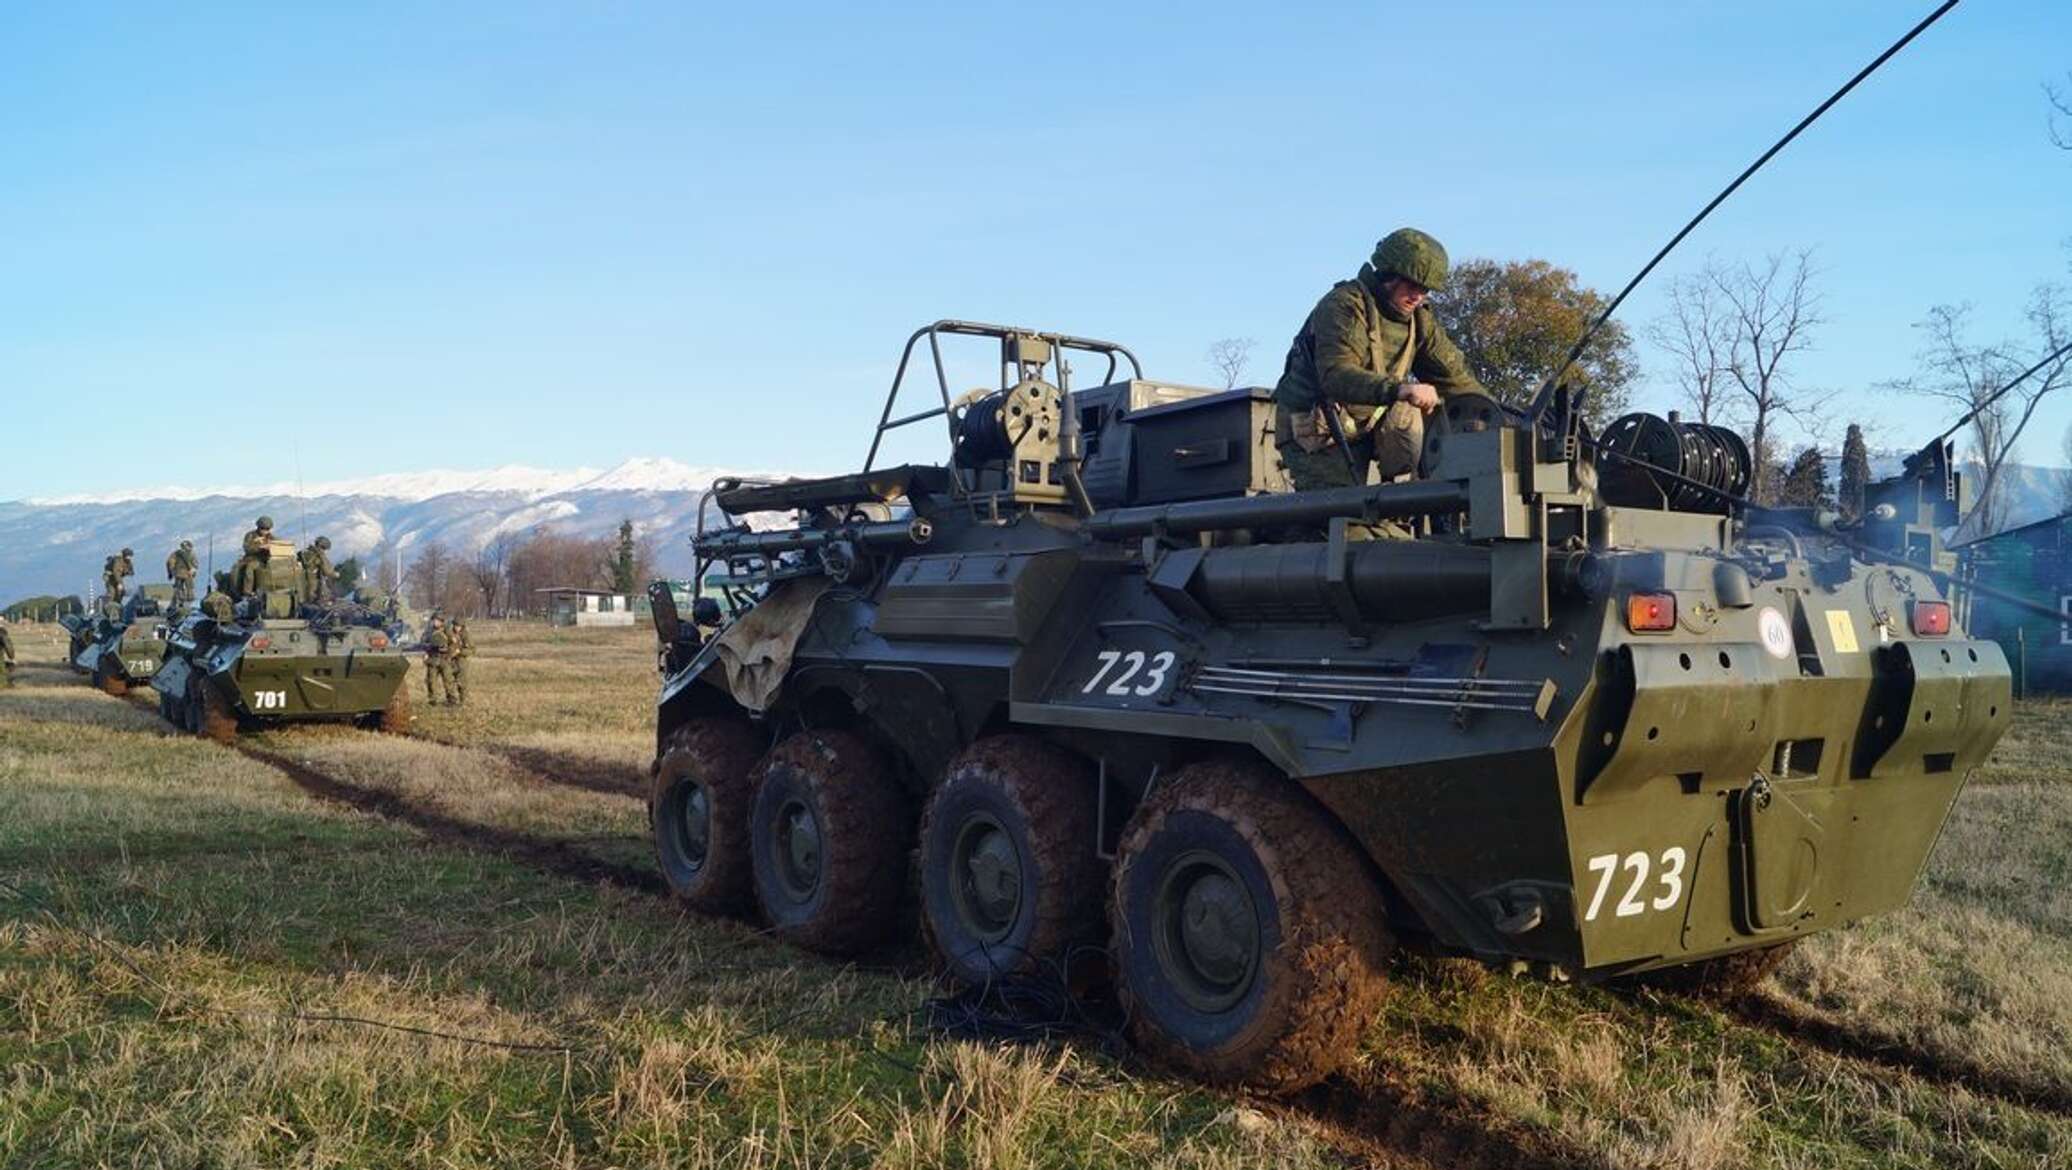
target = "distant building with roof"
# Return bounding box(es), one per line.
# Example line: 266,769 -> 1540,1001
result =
1960,511 -> 2072,695
536,587 -> 637,628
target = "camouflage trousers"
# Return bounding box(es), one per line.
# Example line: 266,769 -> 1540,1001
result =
451,657 -> 469,706
171,577 -> 195,608
231,555 -> 263,598
1275,401 -> 1427,490
425,656 -> 456,705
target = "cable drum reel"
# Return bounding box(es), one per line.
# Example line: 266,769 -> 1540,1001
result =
950,377 -> 1069,504
1597,411 -> 1751,512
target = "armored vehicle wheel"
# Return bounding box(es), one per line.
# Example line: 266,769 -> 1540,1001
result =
93,659 -> 129,697
920,734 -> 1104,985
1110,760 -> 1392,1094
651,717 -> 764,914
748,729 -> 909,955
1629,941 -> 1797,999
378,690 -> 412,734
195,678 -> 237,744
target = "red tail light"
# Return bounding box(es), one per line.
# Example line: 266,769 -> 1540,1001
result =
1626,592 -> 1677,632
1910,600 -> 1951,637
249,635 -> 273,650
368,634 -> 389,650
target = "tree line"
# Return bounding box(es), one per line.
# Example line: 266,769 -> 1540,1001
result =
381,520 -> 658,619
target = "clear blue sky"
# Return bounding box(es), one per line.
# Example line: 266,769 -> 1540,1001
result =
4,1 -> 2067,500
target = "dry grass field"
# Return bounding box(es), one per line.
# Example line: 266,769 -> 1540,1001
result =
3,618 -> 2070,1168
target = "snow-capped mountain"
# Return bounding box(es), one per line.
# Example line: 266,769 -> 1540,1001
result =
0,458 -> 804,603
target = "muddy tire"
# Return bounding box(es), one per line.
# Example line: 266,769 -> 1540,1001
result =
196,678 -> 237,744
93,659 -> 129,697
1111,760 -> 1392,1095
920,734 -> 1105,986
651,716 -> 765,914
377,689 -> 412,734
748,729 -> 910,955
1630,941 -> 1797,999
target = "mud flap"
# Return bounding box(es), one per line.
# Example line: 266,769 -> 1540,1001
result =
1731,778 -> 1824,933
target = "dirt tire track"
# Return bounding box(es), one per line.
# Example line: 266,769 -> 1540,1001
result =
485,744 -> 648,799
1277,1068 -> 1609,1170
1726,993 -> 2072,1119
234,743 -> 666,896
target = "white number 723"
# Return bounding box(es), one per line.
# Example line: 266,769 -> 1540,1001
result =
1582,847 -> 1688,921
1081,649 -> 1177,697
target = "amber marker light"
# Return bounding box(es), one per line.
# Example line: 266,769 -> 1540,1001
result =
1626,592 -> 1676,633
1910,600 -> 1951,637
250,635 -> 273,650
368,634 -> 389,650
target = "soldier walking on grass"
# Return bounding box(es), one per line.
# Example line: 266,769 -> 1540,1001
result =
1272,228 -> 1485,489
422,615 -> 456,706
166,540 -> 198,608
449,617 -> 474,706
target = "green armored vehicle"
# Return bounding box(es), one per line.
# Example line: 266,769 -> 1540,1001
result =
61,584 -> 176,695
650,322 -> 2011,1092
153,537 -> 412,742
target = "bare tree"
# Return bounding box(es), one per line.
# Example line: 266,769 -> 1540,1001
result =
2050,72 -> 2071,151
1710,251 -> 1828,503
1897,288 -> 2072,536
1205,338 -> 1256,389
368,535 -> 403,593
1648,270 -> 1734,425
403,541 -> 452,612
471,532 -> 517,617
2060,420 -> 2072,515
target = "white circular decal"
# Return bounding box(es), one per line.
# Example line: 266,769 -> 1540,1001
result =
1758,606 -> 1793,659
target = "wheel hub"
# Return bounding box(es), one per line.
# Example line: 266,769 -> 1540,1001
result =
775,797 -> 822,900
951,816 -> 1023,940
676,784 -> 710,869
1155,852 -> 1261,1012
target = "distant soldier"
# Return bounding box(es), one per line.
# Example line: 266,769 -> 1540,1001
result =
101,553 -> 130,603
166,540 -> 198,608
0,622 -> 15,687
232,516 -> 274,598
114,548 -> 136,596
299,536 -> 338,602
422,615 -> 456,706
200,588 -> 236,622
449,617 -> 474,706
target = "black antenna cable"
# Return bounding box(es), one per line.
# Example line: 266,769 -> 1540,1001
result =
1527,0 -> 1963,417
1927,338 -> 2072,447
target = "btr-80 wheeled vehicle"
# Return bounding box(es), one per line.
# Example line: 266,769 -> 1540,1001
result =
650,321 -> 2011,1092
153,538 -> 412,742
62,583 -> 176,696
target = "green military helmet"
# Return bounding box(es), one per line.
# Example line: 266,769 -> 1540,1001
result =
1371,227 -> 1450,292
256,516 -> 274,530
180,540 -> 193,550
121,547 -> 133,556
315,536 -> 331,550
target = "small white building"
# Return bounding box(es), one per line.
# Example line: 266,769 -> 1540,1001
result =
538,587 -> 637,627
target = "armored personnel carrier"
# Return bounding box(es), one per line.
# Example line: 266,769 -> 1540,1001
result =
62,583 -> 176,696
650,321 -> 2011,1092
153,537 -> 412,742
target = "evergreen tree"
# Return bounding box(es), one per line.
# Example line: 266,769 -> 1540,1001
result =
610,520 -> 639,595
1839,424 -> 1871,520
1776,446 -> 1832,509
335,556 -> 363,593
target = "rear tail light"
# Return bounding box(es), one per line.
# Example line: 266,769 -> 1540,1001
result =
250,635 -> 273,650
368,634 -> 389,650
1626,592 -> 1677,632
1910,600 -> 1951,637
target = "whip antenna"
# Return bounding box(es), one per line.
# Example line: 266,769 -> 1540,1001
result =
1528,0 -> 1963,417
1927,338 -> 2072,447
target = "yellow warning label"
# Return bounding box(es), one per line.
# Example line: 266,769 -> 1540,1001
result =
1825,609 -> 1859,654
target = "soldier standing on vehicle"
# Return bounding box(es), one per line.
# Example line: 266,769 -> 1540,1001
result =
1273,228 -> 1485,489
232,516 -> 274,598
102,549 -> 135,603
299,536 -> 338,602
449,617 -> 474,706
422,615 -> 456,706
166,540 -> 198,608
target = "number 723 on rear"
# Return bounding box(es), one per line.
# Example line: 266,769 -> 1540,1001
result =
1580,847 -> 1688,922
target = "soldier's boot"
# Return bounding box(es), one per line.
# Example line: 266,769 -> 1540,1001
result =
1372,401 -> 1428,483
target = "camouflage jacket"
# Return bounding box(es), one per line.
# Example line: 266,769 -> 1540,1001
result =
451,626 -> 473,658
1273,265 -> 1482,417
167,548 -> 197,579
424,629 -> 452,658
241,528 -> 270,557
